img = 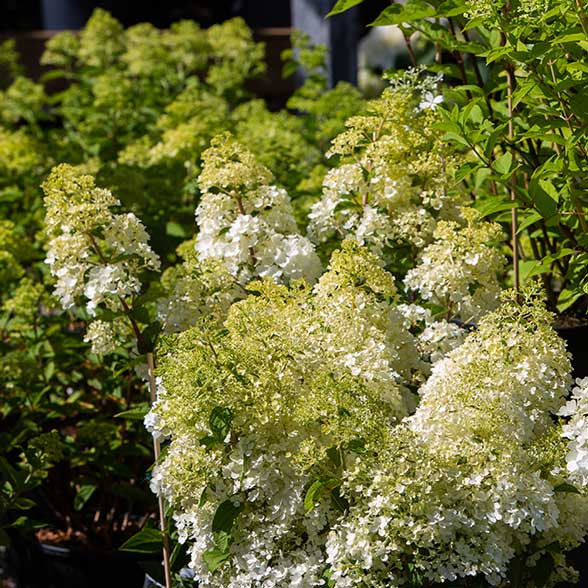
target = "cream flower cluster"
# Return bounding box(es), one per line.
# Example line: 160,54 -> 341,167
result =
404,209 -> 506,322
157,240 -> 242,333
307,72 -> 458,256
559,377 -> 588,488
43,164 -> 160,315
194,133 -> 322,286
146,243 -> 429,586
327,293 -> 587,588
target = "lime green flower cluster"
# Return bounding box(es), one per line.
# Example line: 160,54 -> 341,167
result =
147,241 -> 424,584
42,164 -> 159,352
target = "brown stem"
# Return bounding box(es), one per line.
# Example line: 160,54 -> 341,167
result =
401,30 -> 418,67
147,352 -> 173,588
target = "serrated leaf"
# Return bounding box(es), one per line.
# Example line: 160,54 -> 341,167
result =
327,0 -> 365,17
370,1 -> 435,26
120,527 -> 163,554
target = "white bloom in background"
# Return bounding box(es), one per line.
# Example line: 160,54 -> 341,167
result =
84,319 -> 118,355
43,164 -> 160,316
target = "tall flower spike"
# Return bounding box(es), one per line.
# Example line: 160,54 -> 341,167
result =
195,132 -> 322,286
43,164 -> 159,315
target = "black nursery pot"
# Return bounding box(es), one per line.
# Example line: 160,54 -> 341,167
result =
555,325 -> 588,381
8,539 -> 150,588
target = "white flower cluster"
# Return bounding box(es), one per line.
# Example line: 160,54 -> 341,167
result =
404,210 -> 506,322
397,303 -> 467,366
559,377 -> 588,488
307,72 -> 459,260
146,242 -> 431,587
195,133 -> 322,286
327,295 -> 586,588
43,164 -> 160,315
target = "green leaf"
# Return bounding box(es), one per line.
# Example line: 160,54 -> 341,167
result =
437,0 -> 468,17
516,211 -> 542,234
557,288 -> 584,313
476,199 -> 516,218
212,498 -> 244,537
554,482 -> 581,494
165,221 -> 187,238
209,407 -> 233,443
326,0 -> 365,17
114,404 -> 150,420
494,152 -> 513,175
442,131 -> 470,148
13,497 -> 36,510
203,547 -> 230,572
529,179 -> 558,219
554,32 -> 586,44
370,1 -> 436,26
74,484 -> 97,511
120,527 -> 163,554
304,478 -> 341,511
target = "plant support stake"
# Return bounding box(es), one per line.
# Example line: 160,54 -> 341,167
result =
147,351 -> 173,588
507,64 -> 520,292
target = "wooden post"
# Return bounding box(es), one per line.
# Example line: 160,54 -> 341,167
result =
147,352 -> 173,588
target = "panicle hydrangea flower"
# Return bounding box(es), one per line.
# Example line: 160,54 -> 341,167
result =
157,239 -> 243,333
147,242 -> 425,586
308,69 -> 461,258
0,219 -> 28,283
404,208 -> 506,322
77,8 -> 125,69
464,0 -> 553,22
327,291 -> 577,588
43,164 -> 159,314
559,377 -> 588,488
195,133 -> 322,285
0,77 -> 46,126
0,127 -> 43,177
3,277 -> 45,321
